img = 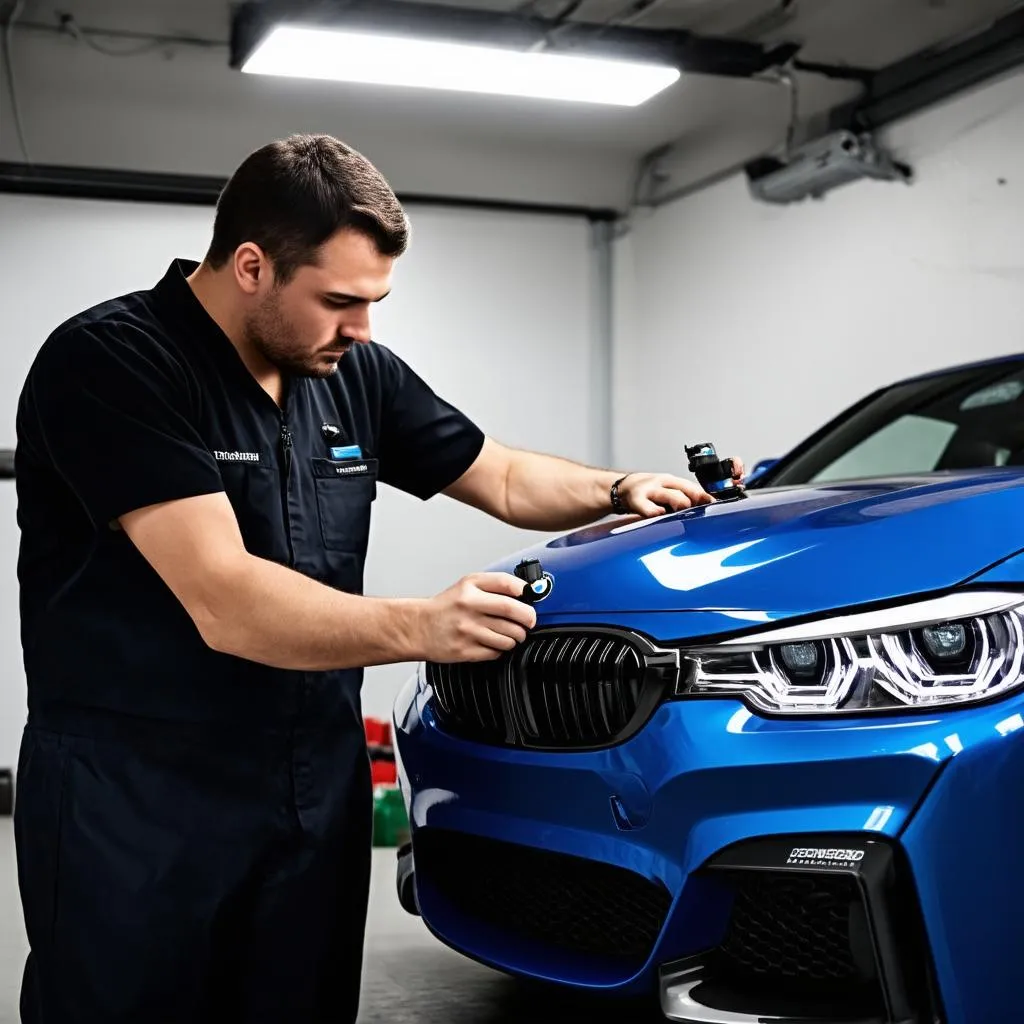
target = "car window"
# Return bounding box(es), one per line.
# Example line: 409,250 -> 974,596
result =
764,361 -> 1024,487
809,415 -> 961,482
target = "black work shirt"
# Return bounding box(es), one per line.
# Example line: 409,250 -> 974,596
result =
15,258 -> 485,732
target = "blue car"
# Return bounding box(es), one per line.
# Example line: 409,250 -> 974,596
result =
392,354 -> 1024,1024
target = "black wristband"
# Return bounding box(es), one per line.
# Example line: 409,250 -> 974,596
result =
610,474 -> 631,514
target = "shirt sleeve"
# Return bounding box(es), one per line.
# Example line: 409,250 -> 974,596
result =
19,321 -> 226,528
374,344 -> 486,501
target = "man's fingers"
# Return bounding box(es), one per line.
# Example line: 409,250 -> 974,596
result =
645,488 -> 689,512
471,571 -> 531,599
458,642 -> 511,663
659,476 -> 711,500
461,577 -> 537,629
452,618 -> 530,661
475,615 -> 530,648
657,483 -> 713,507
634,496 -> 670,517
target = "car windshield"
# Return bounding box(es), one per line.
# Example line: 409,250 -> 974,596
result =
764,359 -> 1024,487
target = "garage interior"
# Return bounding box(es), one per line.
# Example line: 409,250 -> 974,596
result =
2,0 -> 1024,1021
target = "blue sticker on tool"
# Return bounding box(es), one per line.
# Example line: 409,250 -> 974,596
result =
331,445 -> 362,460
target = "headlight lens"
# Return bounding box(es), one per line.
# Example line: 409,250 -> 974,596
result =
677,591 -> 1024,714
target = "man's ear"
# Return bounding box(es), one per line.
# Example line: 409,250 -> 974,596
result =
232,243 -> 269,296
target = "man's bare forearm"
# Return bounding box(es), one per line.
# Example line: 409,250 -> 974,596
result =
503,449 -> 623,530
198,554 -> 427,671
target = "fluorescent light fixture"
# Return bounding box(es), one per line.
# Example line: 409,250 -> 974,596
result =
241,24 -> 680,106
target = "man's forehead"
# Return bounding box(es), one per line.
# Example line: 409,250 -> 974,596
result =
298,241 -> 392,289
320,228 -> 389,264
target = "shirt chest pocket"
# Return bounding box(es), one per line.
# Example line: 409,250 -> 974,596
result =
311,457 -> 379,553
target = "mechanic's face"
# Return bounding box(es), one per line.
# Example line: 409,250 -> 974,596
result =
244,228 -> 394,378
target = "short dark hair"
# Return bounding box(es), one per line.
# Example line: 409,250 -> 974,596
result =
205,134 -> 410,281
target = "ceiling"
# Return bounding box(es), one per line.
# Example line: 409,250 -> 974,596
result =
9,0 -> 1024,205
418,0 -> 1022,69
25,0 -> 1022,67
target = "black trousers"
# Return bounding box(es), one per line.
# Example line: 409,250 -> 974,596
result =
14,710 -> 373,1024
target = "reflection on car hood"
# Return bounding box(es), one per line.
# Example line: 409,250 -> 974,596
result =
491,470 -> 1024,635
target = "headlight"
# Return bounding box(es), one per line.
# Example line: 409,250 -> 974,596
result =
677,591 -> 1024,714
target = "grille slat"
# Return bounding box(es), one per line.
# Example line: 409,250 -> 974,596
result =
426,630 -> 671,750
482,666 -> 501,733
552,636 -> 574,741
595,641 -> 615,734
518,642 -> 541,739
578,637 -> 600,741
538,639 -> 559,739
452,665 -> 468,721
431,665 -> 449,716
563,636 -> 586,743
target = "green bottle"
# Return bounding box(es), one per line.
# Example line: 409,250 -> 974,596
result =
372,786 -> 411,847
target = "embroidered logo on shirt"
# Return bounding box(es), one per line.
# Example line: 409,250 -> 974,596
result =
214,451 -> 261,463
334,462 -> 369,475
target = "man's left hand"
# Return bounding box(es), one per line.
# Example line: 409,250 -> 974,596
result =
617,457 -> 745,517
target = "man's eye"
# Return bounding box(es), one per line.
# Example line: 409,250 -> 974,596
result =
324,298 -> 352,309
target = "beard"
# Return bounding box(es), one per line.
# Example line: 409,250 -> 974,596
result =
243,289 -> 347,379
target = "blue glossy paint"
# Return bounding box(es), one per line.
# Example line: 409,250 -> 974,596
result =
394,666 -> 1024,1007
968,547 -> 1024,586
393,355 -> 1024,1019
899,709 -> 1024,1023
492,470 -> 1024,625
893,350 -> 1024,384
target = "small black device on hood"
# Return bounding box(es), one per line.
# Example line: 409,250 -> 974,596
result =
686,441 -> 745,501
514,558 -> 553,604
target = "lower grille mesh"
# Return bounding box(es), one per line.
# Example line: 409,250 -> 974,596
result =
720,872 -> 868,985
413,828 -> 671,967
692,839 -> 938,1023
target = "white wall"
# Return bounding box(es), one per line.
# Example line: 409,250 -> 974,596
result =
612,68 -> 1024,476
0,193 -> 602,765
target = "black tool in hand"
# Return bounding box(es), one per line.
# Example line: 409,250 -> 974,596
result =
514,558 -> 553,604
685,441 -> 746,501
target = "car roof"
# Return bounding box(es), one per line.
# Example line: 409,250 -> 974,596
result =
893,352 -> 1024,386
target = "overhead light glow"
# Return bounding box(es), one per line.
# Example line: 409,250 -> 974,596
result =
241,25 -> 680,107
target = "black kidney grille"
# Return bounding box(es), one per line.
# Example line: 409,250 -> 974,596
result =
515,633 -> 644,744
719,872 -> 864,984
426,630 -> 671,749
428,659 -> 507,743
413,828 -> 671,967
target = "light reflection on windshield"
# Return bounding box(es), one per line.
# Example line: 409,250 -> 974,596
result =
761,361 -> 1024,488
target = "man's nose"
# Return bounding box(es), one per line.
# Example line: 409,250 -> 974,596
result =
344,309 -> 372,343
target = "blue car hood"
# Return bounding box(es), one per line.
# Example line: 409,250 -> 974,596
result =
492,470 -> 1024,633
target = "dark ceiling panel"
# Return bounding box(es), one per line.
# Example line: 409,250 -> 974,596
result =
559,0 -> 1024,70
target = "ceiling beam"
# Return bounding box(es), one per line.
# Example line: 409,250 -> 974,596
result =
835,6 -> 1024,131
0,161 -> 619,221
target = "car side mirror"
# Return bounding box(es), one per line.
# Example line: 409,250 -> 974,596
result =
745,458 -> 778,484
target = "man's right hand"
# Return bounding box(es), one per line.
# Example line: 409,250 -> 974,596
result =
120,491 -> 539,671
416,572 -> 537,663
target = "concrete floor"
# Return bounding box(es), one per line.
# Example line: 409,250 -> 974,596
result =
0,819 -> 663,1023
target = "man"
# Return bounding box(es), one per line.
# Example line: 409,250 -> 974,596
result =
13,133 -> 742,1023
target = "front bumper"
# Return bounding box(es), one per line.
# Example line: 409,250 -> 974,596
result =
393,666 -> 1024,1023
